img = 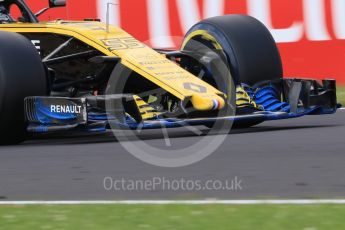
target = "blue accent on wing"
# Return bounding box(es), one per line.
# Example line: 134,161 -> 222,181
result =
35,98 -> 78,124
30,125 -> 48,133
86,126 -> 107,132
88,113 -> 109,121
253,86 -> 290,112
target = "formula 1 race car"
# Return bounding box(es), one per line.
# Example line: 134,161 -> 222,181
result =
0,0 -> 338,144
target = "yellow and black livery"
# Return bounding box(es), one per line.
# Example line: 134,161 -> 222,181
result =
0,0 -> 338,144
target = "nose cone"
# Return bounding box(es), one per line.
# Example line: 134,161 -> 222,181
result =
190,94 -> 226,111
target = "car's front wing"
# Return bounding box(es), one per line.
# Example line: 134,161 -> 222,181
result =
24,78 -> 339,134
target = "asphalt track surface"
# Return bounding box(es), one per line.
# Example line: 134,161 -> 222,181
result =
0,110 -> 344,201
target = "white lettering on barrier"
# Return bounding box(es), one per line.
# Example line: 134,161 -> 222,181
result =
97,0 -> 120,26
303,0 -> 331,41
247,0 -> 304,43
204,0 -> 224,19
147,0 -> 175,48
332,0 -> 345,39
176,0 -> 201,33
102,0 -> 345,45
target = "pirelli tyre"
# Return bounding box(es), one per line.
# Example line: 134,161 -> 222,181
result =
181,14 -> 283,86
0,31 -> 48,144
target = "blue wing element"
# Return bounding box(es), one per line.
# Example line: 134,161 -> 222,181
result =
35,98 -> 78,124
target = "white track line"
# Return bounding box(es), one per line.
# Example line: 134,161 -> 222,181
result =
1,200 -> 345,205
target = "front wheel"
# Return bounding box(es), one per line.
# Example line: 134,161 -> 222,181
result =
182,15 -> 283,128
0,31 -> 48,144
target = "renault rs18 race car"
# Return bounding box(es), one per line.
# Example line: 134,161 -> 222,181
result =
0,0 -> 338,144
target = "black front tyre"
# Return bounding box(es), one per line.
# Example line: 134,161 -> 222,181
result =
182,15 -> 283,128
0,31 -> 48,144
182,14 -> 283,86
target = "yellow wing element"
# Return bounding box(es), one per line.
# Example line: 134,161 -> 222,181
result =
132,95 -> 161,120
236,86 -> 258,109
0,21 -> 226,112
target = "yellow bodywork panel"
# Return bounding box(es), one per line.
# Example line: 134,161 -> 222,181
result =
0,21 -> 226,111
132,95 -> 161,120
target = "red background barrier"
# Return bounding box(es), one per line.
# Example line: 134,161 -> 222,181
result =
26,0 -> 345,83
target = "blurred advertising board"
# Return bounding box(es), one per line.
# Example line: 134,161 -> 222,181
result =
27,0 -> 345,83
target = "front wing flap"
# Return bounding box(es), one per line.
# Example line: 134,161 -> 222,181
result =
24,78 -> 339,133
